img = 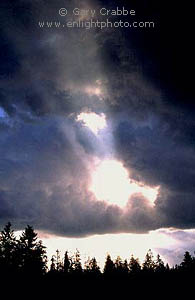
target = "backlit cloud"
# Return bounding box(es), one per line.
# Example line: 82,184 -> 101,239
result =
0,0 -> 194,245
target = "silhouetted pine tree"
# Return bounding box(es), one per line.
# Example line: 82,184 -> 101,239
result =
17,225 -> 47,276
155,254 -> 166,273
72,249 -> 82,276
142,249 -> 155,274
103,254 -> 115,277
180,251 -> 194,272
165,263 -> 170,271
129,255 -> 141,276
50,255 -> 56,273
64,251 -> 72,274
0,222 -> 17,276
56,249 -> 64,272
122,259 -> 129,276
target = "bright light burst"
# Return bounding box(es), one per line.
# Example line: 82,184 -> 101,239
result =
77,112 -> 107,135
85,86 -> 102,96
89,159 -> 159,208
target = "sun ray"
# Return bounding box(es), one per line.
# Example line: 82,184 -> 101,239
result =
76,112 -> 107,135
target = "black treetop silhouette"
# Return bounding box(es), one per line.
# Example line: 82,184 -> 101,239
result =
0,222 -> 195,287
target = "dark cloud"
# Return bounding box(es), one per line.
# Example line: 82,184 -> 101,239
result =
0,0 -> 195,236
113,113 -> 195,229
0,115 -> 120,236
0,115 -> 162,236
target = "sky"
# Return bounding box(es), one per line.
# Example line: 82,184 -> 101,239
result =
0,0 -> 195,267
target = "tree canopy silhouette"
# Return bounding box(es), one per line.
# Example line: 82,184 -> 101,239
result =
0,223 -> 47,279
1,222 -> 195,287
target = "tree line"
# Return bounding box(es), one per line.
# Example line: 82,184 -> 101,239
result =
0,222 -> 195,283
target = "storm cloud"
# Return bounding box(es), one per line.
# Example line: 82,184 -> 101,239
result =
0,0 -> 195,236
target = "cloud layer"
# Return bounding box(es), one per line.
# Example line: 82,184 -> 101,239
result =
0,0 -> 195,236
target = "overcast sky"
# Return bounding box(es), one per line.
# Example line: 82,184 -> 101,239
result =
0,0 -> 195,264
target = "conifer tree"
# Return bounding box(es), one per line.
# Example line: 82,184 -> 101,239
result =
103,254 -> 115,276
17,225 -> 47,276
64,251 -> 72,274
50,255 -> 56,272
155,254 -> 165,273
115,256 -> 124,276
142,249 -> 155,273
180,251 -> 194,271
129,255 -> 141,275
72,249 -> 82,275
0,222 -> 17,274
